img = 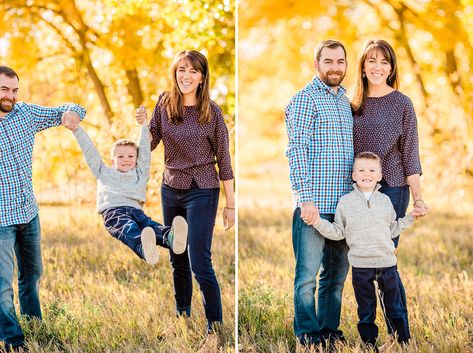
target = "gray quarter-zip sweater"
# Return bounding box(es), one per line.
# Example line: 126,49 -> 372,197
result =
314,184 -> 414,268
73,124 -> 150,214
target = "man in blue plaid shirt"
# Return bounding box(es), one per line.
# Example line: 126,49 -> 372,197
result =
285,40 -> 353,349
0,66 -> 85,351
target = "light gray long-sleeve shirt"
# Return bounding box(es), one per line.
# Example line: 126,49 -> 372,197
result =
73,124 -> 150,214
315,184 -> 414,268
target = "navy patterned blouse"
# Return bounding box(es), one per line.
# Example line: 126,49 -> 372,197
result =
149,96 -> 233,189
353,90 -> 422,187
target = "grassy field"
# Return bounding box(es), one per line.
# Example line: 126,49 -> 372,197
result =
238,139 -> 473,353
5,205 -> 235,353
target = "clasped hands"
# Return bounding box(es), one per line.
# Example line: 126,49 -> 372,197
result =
301,199 -> 430,225
135,105 -> 147,124
61,110 -> 81,131
300,202 -> 320,226
410,199 -> 429,219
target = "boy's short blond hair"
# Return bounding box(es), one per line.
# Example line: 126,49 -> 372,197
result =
111,139 -> 138,158
354,151 -> 382,167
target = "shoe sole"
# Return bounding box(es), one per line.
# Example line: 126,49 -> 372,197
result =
171,216 -> 188,255
141,227 -> 159,265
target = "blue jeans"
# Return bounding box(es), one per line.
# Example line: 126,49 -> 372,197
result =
379,183 -> 410,247
352,266 -> 410,345
102,206 -> 171,260
292,209 -> 349,344
379,182 -> 410,337
161,184 -> 221,324
0,214 -> 42,349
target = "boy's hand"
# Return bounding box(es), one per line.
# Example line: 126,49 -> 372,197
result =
61,110 -> 80,131
410,207 -> 427,219
311,207 -> 320,226
135,105 -> 147,124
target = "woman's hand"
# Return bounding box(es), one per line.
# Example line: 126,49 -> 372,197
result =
223,206 -> 235,230
135,105 -> 147,124
413,199 -> 429,219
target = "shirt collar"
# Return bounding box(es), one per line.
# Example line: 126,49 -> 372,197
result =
311,75 -> 346,97
352,183 -> 382,195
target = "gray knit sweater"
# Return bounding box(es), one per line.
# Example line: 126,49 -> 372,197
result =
73,124 -> 150,214
315,184 -> 414,268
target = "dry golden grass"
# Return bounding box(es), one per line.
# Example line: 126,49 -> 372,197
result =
238,142 -> 473,353
6,205 -> 235,353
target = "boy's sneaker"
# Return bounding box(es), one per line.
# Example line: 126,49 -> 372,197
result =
168,216 -> 188,254
141,227 -> 159,265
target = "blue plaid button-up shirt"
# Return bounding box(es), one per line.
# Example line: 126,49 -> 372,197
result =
285,76 -> 353,214
0,102 -> 86,226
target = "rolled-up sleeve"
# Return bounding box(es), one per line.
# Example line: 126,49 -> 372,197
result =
30,102 -> 86,132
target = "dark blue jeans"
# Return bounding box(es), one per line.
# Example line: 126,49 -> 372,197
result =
102,206 -> 171,260
352,266 -> 410,345
0,214 -> 42,349
292,209 -> 349,345
161,184 -> 221,324
379,182 -> 410,337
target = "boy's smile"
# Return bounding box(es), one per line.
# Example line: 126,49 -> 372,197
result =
352,158 -> 382,192
113,145 -> 137,172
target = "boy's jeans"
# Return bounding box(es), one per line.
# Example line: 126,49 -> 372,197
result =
379,183 -> 410,337
292,209 -> 349,345
0,214 -> 43,349
161,184 -> 222,325
352,266 -> 410,345
102,206 -> 171,260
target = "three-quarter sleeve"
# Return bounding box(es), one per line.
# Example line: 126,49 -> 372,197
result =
400,98 -> 422,177
150,97 -> 164,151
211,105 -> 234,181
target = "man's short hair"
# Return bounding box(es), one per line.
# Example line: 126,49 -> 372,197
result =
111,139 -> 138,158
0,66 -> 19,81
354,151 -> 382,167
314,40 -> 347,62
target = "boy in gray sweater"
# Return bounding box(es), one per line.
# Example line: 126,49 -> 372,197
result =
313,152 -> 419,351
66,106 -> 187,265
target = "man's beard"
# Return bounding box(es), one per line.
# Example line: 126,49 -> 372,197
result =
0,98 -> 16,113
319,70 -> 346,87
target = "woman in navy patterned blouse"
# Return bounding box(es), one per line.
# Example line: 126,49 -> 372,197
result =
351,39 -> 429,342
149,50 -> 235,335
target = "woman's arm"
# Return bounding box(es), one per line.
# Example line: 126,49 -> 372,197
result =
406,174 -> 429,218
222,179 -> 235,230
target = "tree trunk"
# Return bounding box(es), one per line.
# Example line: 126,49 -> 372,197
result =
125,68 -> 144,108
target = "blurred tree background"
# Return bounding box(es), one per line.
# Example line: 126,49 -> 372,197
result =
239,0 -> 473,211
0,0 -> 234,206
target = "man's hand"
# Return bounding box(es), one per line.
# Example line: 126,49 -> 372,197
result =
300,201 -> 319,226
61,110 -> 80,131
135,105 -> 147,124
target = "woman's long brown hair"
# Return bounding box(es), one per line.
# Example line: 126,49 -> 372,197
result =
161,50 -> 211,124
351,39 -> 399,116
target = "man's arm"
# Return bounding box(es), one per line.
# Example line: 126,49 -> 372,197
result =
286,92 -> 317,224
27,102 -> 86,133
